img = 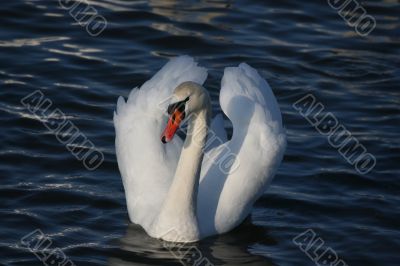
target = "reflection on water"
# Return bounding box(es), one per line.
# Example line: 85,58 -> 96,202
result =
1,0 -> 399,265
109,219 -> 275,266
148,0 -> 230,24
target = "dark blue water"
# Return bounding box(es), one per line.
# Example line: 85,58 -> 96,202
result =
1,0 -> 399,265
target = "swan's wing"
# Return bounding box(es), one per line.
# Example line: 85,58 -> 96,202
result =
198,63 -> 286,236
114,56 -> 207,230
205,113 -> 227,151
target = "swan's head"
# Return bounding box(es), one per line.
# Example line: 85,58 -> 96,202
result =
161,81 -> 210,144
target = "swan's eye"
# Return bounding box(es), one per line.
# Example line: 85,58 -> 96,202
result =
167,97 -> 189,115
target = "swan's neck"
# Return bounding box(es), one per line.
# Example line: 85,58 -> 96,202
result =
155,108 -> 209,241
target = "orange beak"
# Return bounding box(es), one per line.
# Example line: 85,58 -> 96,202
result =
161,108 -> 185,143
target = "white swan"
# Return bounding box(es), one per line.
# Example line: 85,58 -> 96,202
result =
114,56 -> 286,242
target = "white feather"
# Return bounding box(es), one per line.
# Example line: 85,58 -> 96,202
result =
114,56 -> 207,231
114,56 -> 286,240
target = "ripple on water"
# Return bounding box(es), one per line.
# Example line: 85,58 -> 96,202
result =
0,0 -> 399,265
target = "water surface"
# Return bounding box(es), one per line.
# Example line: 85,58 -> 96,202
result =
1,0 -> 399,265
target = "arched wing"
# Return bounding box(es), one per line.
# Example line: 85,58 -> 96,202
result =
114,56 -> 207,230
198,63 -> 286,236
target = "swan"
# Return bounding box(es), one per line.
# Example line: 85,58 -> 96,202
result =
114,56 -> 286,242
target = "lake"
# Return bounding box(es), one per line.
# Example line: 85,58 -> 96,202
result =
1,0 -> 399,265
